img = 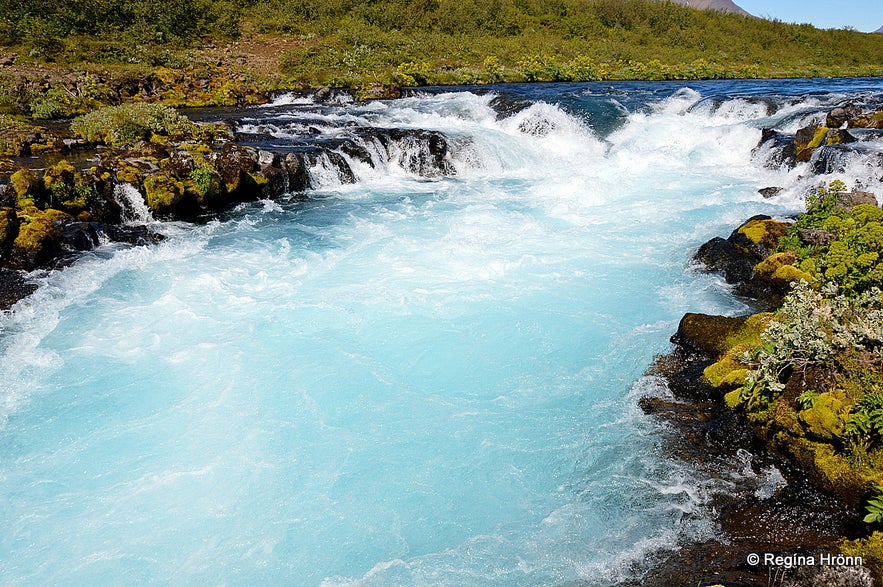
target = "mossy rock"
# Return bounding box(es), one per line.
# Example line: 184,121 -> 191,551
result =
753,251 -> 816,286
9,168 -> 42,207
116,163 -> 144,186
703,345 -> 751,390
798,392 -> 848,441
188,166 -> 225,208
143,173 -> 188,215
736,218 -> 790,249
42,159 -> 76,194
778,436 -> 871,508
9,208 -> 70,268
841,532 -> 883,583
0,207 -> 19,260
795,124 -> 830,162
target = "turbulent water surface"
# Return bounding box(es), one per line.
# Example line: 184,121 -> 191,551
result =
2,78 -> 883,585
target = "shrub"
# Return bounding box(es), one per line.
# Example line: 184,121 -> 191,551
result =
70,103 -> 198,146
741,282 -> 883,409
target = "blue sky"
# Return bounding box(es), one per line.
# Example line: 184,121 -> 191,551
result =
736,0 -> 883,33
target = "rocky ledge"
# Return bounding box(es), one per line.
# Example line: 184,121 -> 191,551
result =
639,183 -> 883,585
0,100 -> 455,310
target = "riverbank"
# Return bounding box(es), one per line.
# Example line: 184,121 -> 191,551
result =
637,179 -> 883,582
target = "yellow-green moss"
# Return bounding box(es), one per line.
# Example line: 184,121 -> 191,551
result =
42,159 -> 76,193
783,436 -> 872,507
248,171 -> 270,187
723,313 -> 774,351
9,168 -> 40,206
796,125 -> 830,161
143,173 -> 186,213
13,208 -> 70,251
116,164 -> 143,185
724,389 -> 743,409
754,252 -> 817,286
0,207 -> 18,246
841,532 -> 883,582
737,218 -> 790,248
798,392 -> 848,441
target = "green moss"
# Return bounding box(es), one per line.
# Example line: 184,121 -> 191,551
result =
737,218 -> 790,248
724,389 -> 743,409
703,356 -> 749,389
9,168 -> 39,207
841,532 -> 883,583
143,173 -> 186,214
189,166 -> 224,205
798,392 -> 847,441
795,125 -> 830,162
0,207 -> 19,250
13,208 -> 69,252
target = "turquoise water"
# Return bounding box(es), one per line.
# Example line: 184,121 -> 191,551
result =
2,79 -> 882,585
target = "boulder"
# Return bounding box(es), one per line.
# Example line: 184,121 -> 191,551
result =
797,228 -> 835,247
794,124 -> 829,162
0,207 -> 19,264
671,313 -> 750,357
759,186 -> 783,198
826,103 -> 863,128
837,191 -> 878,209
284,153 -> 309,193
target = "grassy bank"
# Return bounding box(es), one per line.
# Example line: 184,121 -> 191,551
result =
0,0 -> 882,118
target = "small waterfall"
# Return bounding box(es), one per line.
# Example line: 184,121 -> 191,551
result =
113,182 -> 154,224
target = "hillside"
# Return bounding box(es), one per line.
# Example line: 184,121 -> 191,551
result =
675,0 -> 751,16
0,0 -> 881,118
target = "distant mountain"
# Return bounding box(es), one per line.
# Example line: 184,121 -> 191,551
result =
876,25 -> 883,33
670,0 -> 752,16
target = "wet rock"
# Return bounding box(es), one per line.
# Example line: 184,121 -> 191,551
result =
795,124 -> 828,162
693,215 -> 793,308
0,268 -> 36,310
284,152 -> 308,193
101,223 -> 165,246
827,103 -> 864,128
756,128 -> 797,168
55,219 -> 100,256
826,128 -> 857,145
258,163 -> 287,197
759,186 -> 783,198
694,236 -> 756,283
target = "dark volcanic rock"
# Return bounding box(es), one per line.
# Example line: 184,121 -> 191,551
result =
0,268 -> 36,310
827,103 -> 863,128
756,128 -> 797,168
759,186 -> 783,198
693,215 -> 793,308
637,316 -> 866,587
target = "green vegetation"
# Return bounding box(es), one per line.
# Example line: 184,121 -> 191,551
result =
697,182 -> 883,566
777,180 -> 883,295
0,0 -> 881,118
70,103 -> 200,146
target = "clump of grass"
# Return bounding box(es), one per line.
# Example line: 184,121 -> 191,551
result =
70,103 -> 198,146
